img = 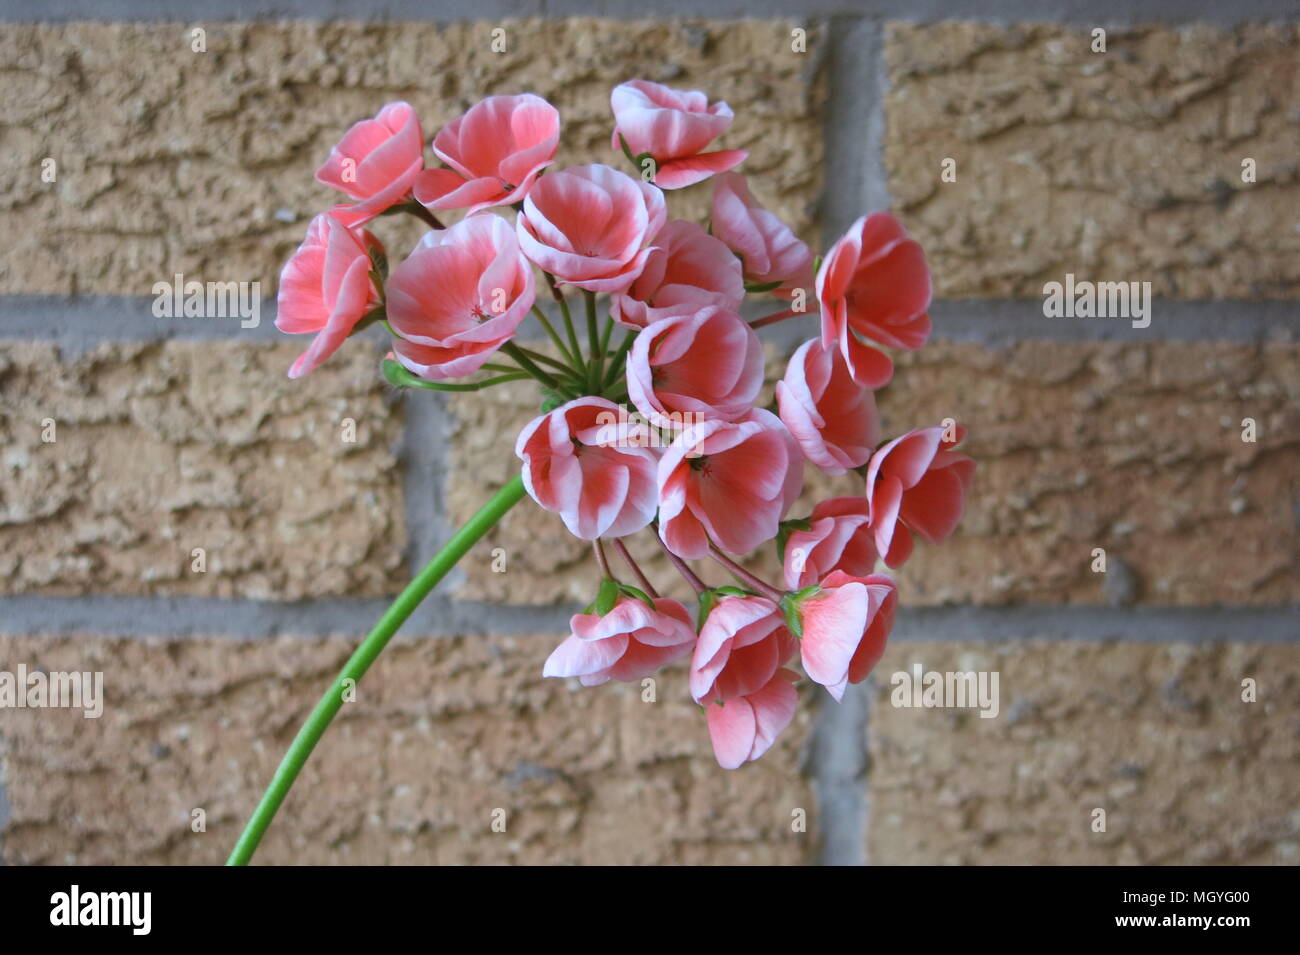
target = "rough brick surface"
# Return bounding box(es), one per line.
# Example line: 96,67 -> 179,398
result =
0,633 -> 816,865
0,341 -> 406,598
0,19 -> 824,295
867,640 -> 1300,864
450,337 -> 1299,607
876,340 -> 1300,606
884,22 -> 1300,299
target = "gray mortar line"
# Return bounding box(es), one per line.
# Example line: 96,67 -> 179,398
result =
4,296 -> 1294,350
0,596 -> 1294,639
396,389 -> 455,633
809,679 -> 870,865
807,13 -> 884,868
2,1 -> 1297,24
891,605 -> 1300,642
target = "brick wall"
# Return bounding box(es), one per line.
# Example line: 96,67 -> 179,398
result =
0,4 -> 1296,865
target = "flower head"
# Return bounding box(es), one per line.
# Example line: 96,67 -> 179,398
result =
792,570 -> 897,701
626,306 -> 763,430
544,595 -> 696,686
386,213 -> 535,380
611,80 -> 748,189
817,213 -> 932,388
414,94 -> 560,214
657,410 -> 803,560
864,424 -> 976,567
710,172 -> 813,299
315,102 -> 424,227
275,214 -> 382,379
610,220 -> 743,329
776,338 -> 879,475
516,397 -> 659,540
516,163 -> 666,293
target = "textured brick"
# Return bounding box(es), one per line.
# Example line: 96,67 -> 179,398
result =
0,340 -> 406,598
884,22 -> 1300,299
0,632 -> 816,865
875,340 -> 1300,606
867,639 -> 1300,865
450,337 -> 1299,607
0,19 -> 824,295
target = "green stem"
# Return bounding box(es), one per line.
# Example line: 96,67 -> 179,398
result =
531,305 -> 578,368
407,373 -> 532,392
226,475 -> 528,866
603,330 -> 636,391
554,286 -> 584,377
585,290 -> 601,393
512,345 -> 580,377
499,342 -> 559,389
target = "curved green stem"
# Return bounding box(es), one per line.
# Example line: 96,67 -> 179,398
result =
226,475 -> 528,866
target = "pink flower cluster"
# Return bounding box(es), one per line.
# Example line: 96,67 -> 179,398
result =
276,83 -> 974,769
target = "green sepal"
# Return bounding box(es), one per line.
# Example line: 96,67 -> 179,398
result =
539,388 -> 567,413
812,253 -> 823,279
744,279 -> 784,294
617,582 -> 658,612
775,518 -> 813,563
779,585 -> 820,640
382,359 -> 491,392
350,305 -> 387,338
594,577 -> 621,616
617,133 -> 657,182
695,585 -> 752,630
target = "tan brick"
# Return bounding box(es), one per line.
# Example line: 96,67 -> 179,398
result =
884,22 -> 1300,299
875,340 -> 1300,606
450,338 -> 1299,607
0,632 -> 816,864
867,639 -> 1300,865
0,19 -> 824,295
0,341 -> 406,598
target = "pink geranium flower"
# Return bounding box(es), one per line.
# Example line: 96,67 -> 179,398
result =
705,669 -> 800,770
610,220 -> 743,329
689,592 -> 798,769
385,213 -> 535,380
689,593 -> 793,703
414,93 -> 561,214
796,570 -> 898,701
710,172 -> 814,298
315,101 -> 424,227
776,338 -> 879,475
782,497 -> 877,590
275,214 -> 382,379
610,80 -> 748,190
516,397 -> 659,540
544,596 -> 696,686
516,163 -> 666,293
817,213 -> 932,388
864,424 -> 977,567
658,409 -> 803,559
626,306 -> 763,430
